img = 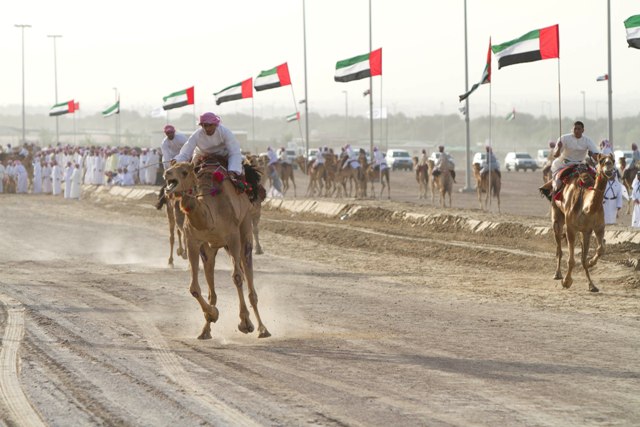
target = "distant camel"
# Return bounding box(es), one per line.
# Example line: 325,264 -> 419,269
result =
412,156 -> 429,200
366,163 -> 391,199
429,157 -> 453,207
472,163 -> 501,213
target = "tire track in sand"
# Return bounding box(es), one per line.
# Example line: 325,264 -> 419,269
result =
0,293 -> 45,427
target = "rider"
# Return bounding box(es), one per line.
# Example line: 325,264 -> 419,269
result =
626,143 -> 640,171
539,120 -> 600,201
433,145 -> 456,183
372,146 -> 387,171
155,124 -> 188,209
480,145 -> 500,177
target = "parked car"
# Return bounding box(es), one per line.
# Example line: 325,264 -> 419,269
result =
536,149 -> 551,168
472,152 -> 486,166
428,151 -> 456,167
307,148 -> 318,162
504,152 -> 538,172
613,150 -> 634,170
386,149 -> 413,171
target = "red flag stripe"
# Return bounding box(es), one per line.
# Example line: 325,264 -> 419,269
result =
241,78 -> 253,98
539,25 -> 559,59
276,63 -> 291,87
186,86 -> 195,105
369,48 -> 382,77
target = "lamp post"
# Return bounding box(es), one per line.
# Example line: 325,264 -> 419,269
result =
580,90 -> 586,120
342,90 -> 349,141
47,34 -> 62,144
15,24 -> 31,145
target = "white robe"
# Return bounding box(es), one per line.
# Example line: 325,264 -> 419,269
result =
70,167 -> 82,199
602,177 -> 622,225
145,151 -> 160,185
15,164 -> 28,193
63,166 -> 73,198
632,178 -> 640,228
51,165 -> 62,196
32,162 -> 42,194
42,165 -> 52,194
0,164 -> 5,193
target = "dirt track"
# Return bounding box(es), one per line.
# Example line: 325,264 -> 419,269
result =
1,168 -> 640,426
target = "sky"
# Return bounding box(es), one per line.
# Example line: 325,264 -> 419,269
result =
2,0 -> 640,120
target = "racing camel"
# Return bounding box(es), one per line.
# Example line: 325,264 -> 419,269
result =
550,154 -> 615,292
164,193 -> 187,267
412,156 -> 429,200
472,163 -> 501,212
429,155 -> 453,207
164,159 -> 270,339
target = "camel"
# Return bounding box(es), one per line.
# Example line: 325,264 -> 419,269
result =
164,193 -> 187,267
618,157 -> 636,214
428,157 -> 453,207
366,164 -> 391,199
243,155 -> 266,254
278,161 -> 297,197
412,156 -> 429,200
296,155 -> 323,196
163,160 -> 270,339
550,154 -> 616,292
332,155 -> 359,198
472,163 -> 501,212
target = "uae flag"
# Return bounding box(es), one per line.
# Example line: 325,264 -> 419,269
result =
596,74 -> 609,82
505,108 -> 516,121
49,100 -> 76,116
624,15 -> 640,49
163,86 -> 194,110
459,39 -> 492,102
286,112 -> 300,122
334,48 -> 382,82
102,99 -> 120,117
214,78 -> 253,105
492,25 -> 559,69
254,63 -> 291,92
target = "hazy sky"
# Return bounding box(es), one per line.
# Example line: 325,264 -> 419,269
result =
3,0 -> 640,119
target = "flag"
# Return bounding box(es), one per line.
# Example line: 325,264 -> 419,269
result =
492,25 -> 559,69
459,39 -> 492,102
74,101 -> 80,111
335,48 -> 382,82
596,74 -> 609,82
162,86 -> 194,111
458,105 -> 467,116
49,100 -> 75,116
624,15 -> 640,49
102,99 -> 120,117
214,78 -> 253,105
254,63 -> 291,92
299,99 -> 306,104
363,89 -> 371,97
286,112 -> 300,122
505,108 -> 516,121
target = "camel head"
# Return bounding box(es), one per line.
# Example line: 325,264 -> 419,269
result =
164,162 -> 197,195
597,153 -> 616,180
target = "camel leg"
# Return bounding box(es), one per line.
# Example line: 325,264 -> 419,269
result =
552,208 -> 564,280
563,228 -> 576,289
166,203 -> 176,267
477,188 -> 483,210
291,173 -> 297,197
198,246 -> 220,340
585,228 -> 603,292
252,210 -> 264,255
186,239 -> 219,339
580,232 -> 599,293
226,235 -> 255,335
175,204 -> 187,259
241,220 -> 271,338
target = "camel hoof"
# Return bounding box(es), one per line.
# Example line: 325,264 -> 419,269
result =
553,273 -> 562,280
197,331 -> 212,340
589,285 -> 600,293
259,329 -> 271,339
562,278 -> 573,289
238,321 -> 255,334
177,248 -> 183,256
255,247 -> 264,255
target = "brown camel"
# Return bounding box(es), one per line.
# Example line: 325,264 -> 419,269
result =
164,193 -> 187,267
278,162 -> 297,197
429,157 -> 453,207
412,156 -> 429,200
618,157 -> 636,214
244,155 -> 266,254
550,154 -> 615,292
366,164 -> 391,199
472,163 -> 501,212
164,160 -> 270,339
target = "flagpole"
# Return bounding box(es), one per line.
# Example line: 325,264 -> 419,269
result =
607,0 -> 613,145
462,0 -> 472,193
557,57 -> 562,138
368,0 -> 374,189
73,107 -> 76,145
251,97 -> 255,151
289,86 -> 305,148
303,0 -> 310,174
489,81 -> 492,207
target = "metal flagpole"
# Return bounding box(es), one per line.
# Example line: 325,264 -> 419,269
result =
15,24 -> 31,144
369,0 -> 374,172
378,77 -> 383,198
489,81 -> 492,206
289,86 -> 305,147
303,0 -> 310,173
607,0 -> 613,145
462,0 -> 472,192
251,97 -> 255,150
47,34 -> 62,144
557,58 -> 562,138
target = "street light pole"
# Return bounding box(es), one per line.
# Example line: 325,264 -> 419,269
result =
47,34 -> 62,144
581,90 -> 586,120
342,90 -> 349,141
15,24 -> 31,145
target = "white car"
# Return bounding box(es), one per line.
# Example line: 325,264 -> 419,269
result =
613,150 -> 633,170
504,152 -> 537,172
536,149 -> 551,168
472,152 -> 486,166
386,149 -> 413,171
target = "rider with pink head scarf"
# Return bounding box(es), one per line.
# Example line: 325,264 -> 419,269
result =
173,112 -> 243,174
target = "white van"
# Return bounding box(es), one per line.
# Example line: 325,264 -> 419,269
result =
613,150 -> 633,170
536,149 -> 551,168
